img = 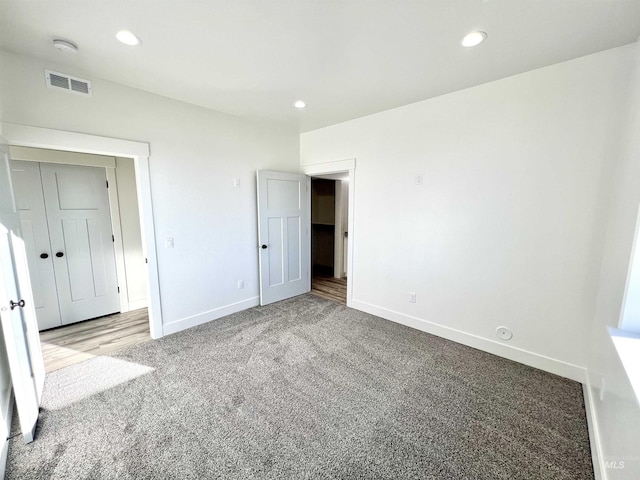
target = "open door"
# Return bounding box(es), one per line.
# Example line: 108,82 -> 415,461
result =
257,171 -> 310,305
0,137 -> 45,443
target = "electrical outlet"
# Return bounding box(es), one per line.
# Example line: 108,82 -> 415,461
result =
496,326 -> 513,341
237,280 -> 244,289
165,237 -> 174,248
415,174 -> 424,185
409,292 -> 416,303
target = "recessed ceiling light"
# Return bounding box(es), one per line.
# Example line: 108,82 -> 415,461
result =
461,31 -> 487,48
53,39 -> 78,54
294,100 -> 306,109
116,30 -> 141,46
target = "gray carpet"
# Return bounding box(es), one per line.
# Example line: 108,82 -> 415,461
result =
6,294 -> 593,479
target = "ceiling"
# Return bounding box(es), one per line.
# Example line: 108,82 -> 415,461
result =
1,0 -> 640,132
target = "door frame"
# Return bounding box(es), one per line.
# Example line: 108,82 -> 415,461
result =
0,122 -> 163,338
302,159 -> 355,307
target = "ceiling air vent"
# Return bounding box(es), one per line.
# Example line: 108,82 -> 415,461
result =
45,69 -> 92,97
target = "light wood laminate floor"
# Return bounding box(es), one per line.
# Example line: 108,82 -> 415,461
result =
39,308 -> 151,373
311,275 -> 347,305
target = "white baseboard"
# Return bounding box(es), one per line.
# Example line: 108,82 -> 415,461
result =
162,297 -> 260,336
0,392 -> 14,480
118,298 -> 148,314
127,299 -> 148,312
351,299 -> 586,383
583,379 -> 605,480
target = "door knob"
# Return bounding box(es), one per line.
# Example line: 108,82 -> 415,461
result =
261,244 -> 268,249
40,253 -> 49,259
55,252 -> 64,258
9,299 -> 26,310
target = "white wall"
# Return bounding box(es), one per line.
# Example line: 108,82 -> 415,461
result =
0,50 -> 300,333
587,41 -> 640,479
115,157 -> 147,310
301,45 -> 635,380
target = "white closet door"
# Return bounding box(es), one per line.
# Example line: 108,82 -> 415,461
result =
10,161 -> 61,330
0,138 -> 45,443
257,170 -> 310,305
40,163 -> 120,325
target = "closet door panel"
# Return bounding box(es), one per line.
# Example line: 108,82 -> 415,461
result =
60,218 -> 94,301
41,163 -> 120,325
10,161 -> 61,330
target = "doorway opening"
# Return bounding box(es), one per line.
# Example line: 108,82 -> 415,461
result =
256,159 -> 355,308
301,159 -> 355,308
9,146 -> 151,372
309,173 -> 349,305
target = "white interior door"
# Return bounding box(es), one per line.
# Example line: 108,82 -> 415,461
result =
10,161 -> 60,330
257,171 -> 310,306
40,163 -> 119,325
0,137 -> 45,443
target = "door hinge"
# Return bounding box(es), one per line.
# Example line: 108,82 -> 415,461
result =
117,286 -> 120,293
106,180 -> 109,188
145,258 -> 148,264
112,234 -> 115,242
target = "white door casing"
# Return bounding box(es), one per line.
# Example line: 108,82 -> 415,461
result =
0,122 -> 162,339
10,161 -> 60,330
0,137 -> 45,443
40,163 -> 120,325
302,159 -> 356,308
257,171 -> 310,306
